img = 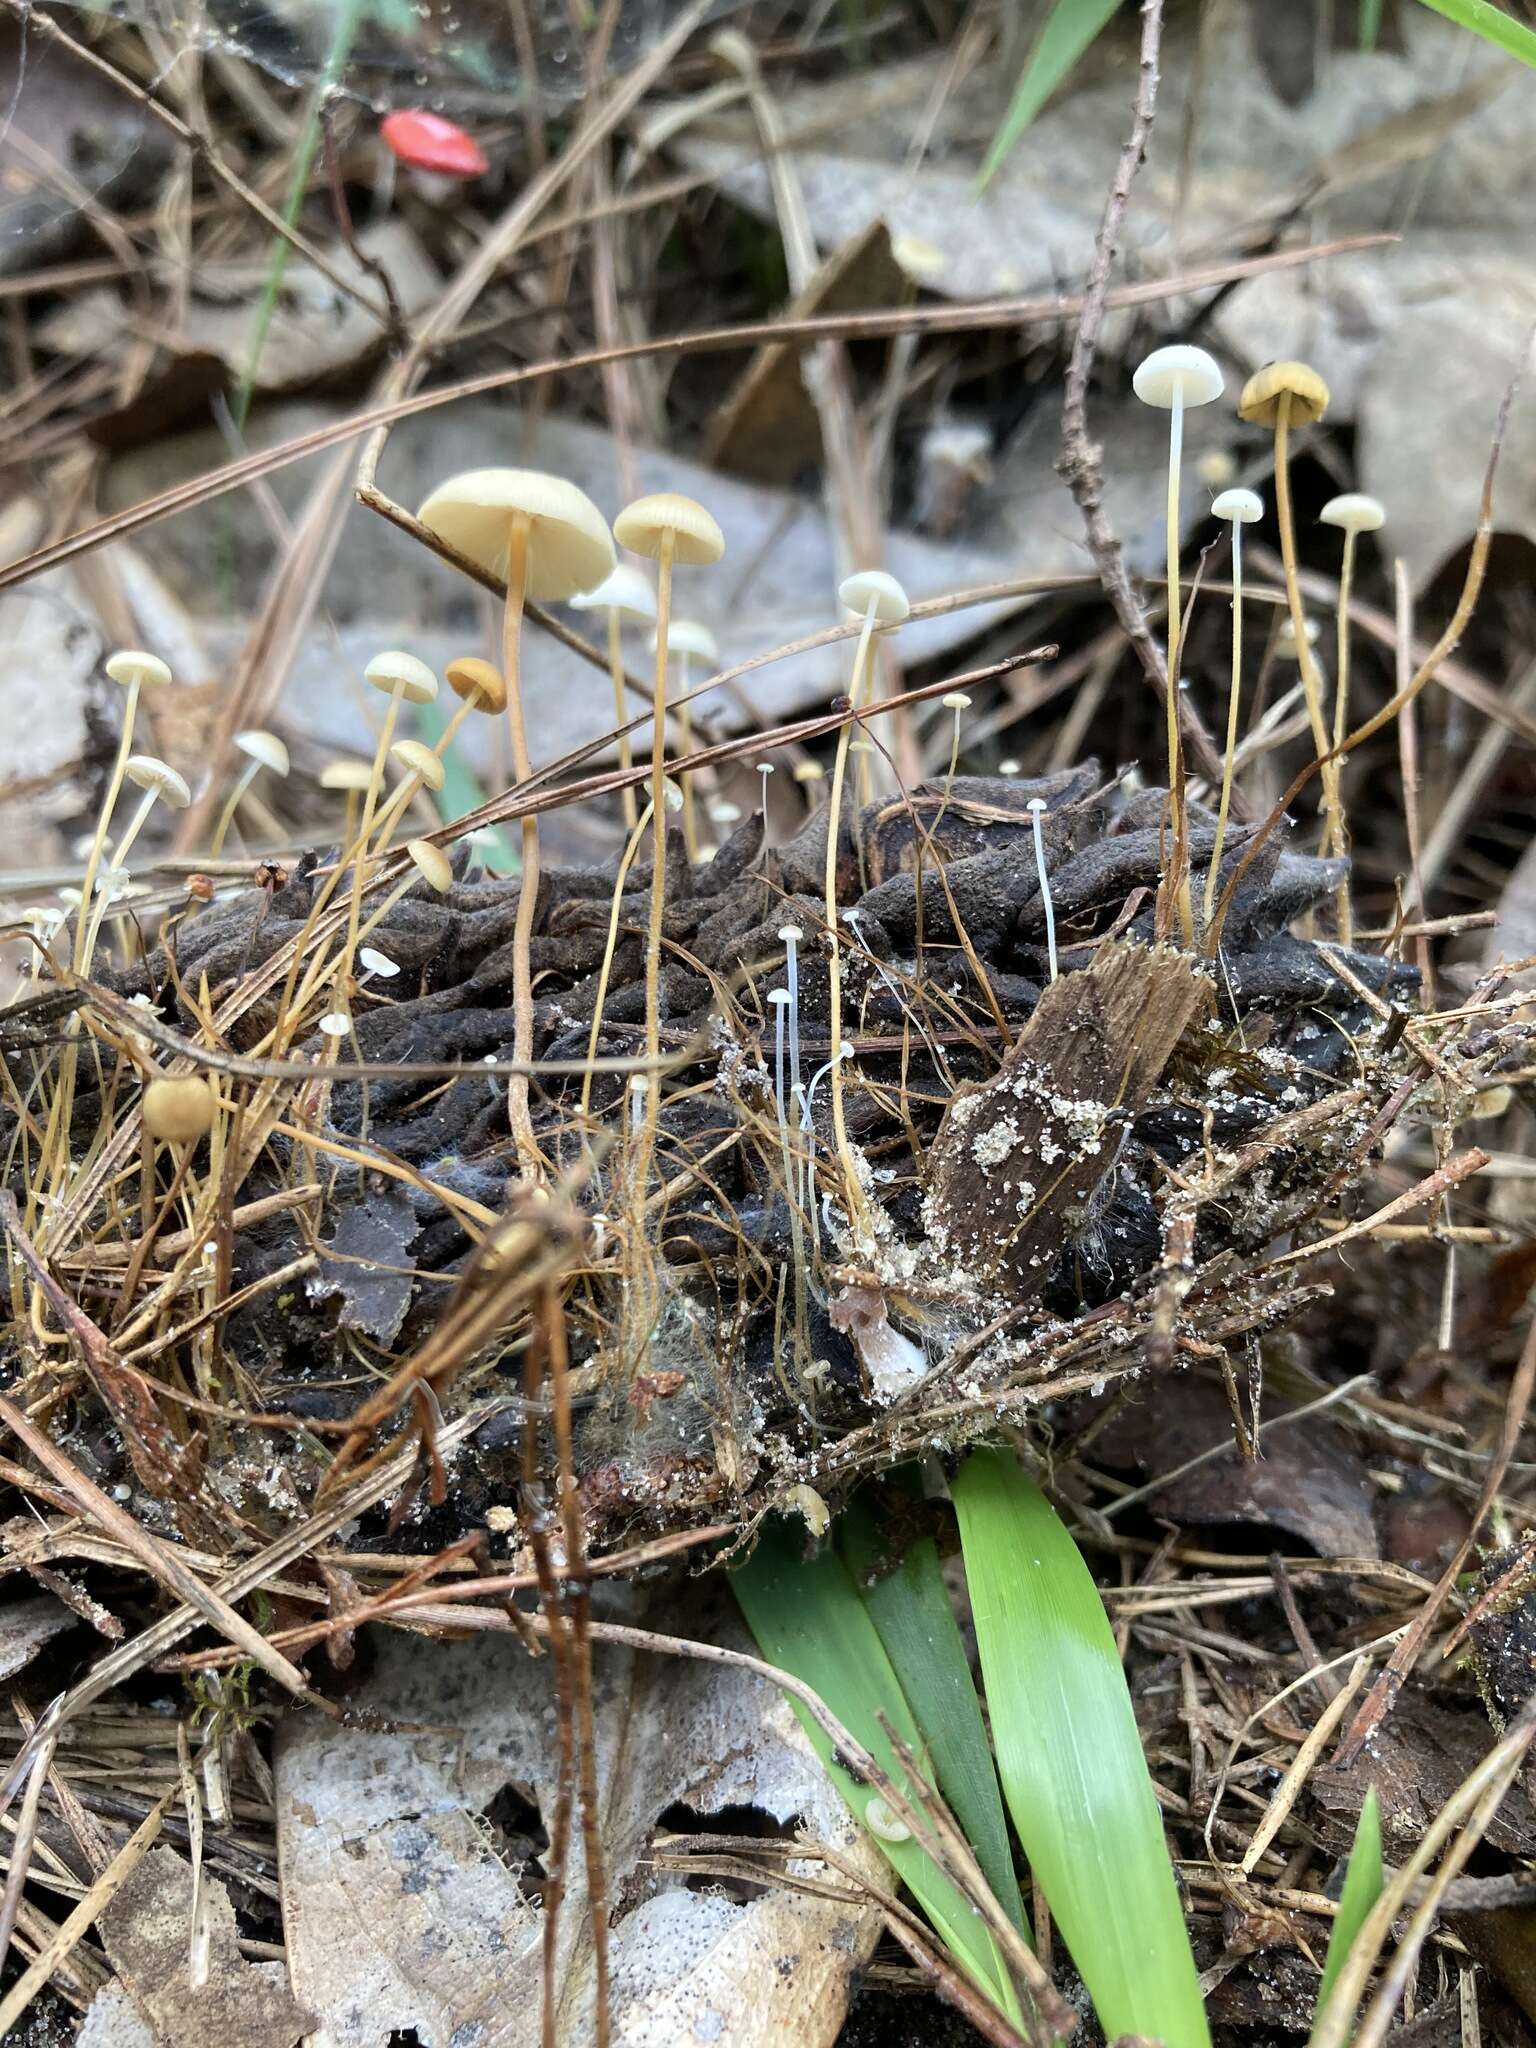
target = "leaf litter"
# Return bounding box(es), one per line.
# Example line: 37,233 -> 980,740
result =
1,2 -> 1536,2045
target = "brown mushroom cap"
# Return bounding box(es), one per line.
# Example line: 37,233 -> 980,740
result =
417,469 -> 615,602
444,655 -> 508,714
1238,361 -> 1330,427
613,492 -> 725,567
142,1074 -> 216,1144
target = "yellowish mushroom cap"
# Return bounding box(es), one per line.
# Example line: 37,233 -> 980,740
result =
407,839 -> 453,892
142,1074 -> 215,1144
124,755 -> 191,807
105,649 -> 173,691
613,492 -> 725,567
1238,361 -> 1330,427
234,729 -> 290,776
319,758 -> 373,792
417,468 -> 616,601
364,650 -> 439,704
390,739 -> 446,793
444,655 -> 508,714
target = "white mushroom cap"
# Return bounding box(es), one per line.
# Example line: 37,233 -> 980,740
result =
661,778 -> 685,813
1320,492 -> 1386,535
570,563 -> 657,621
390,739 -> 446,793
1212,488 -> 1264,524
1276,615 -> 1322,655
767,989 -> 791,1007
317,1011 -> 350,1038
659,619 -> 718,665
358,946 -> 400,978
838,570 -> 910,624
319,757 -> 374,792
364,650 -> 439,704
613,492 -> 724,567
418,469 -> 616,600
777,924 -> 804,944
941,691 -> 972,712
234,729 -> 290,776
1132,344 -> 1224,410
105,650 -> 173,691
793,761 -> 825,783
407,839 -> 453,892
124,755 -> 191,807
708,800 -> 742,824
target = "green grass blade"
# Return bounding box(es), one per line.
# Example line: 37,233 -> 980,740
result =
233,0 -> 369,432
1358,0 -> 1385,48
951,1448 -> 1209,2048
841,1487 -> 1027,1935
1412,0 -> 1536,65
978,0 -> 1123,189
1312,1788 -> 1384,2029
733,1520 -> 1021,2020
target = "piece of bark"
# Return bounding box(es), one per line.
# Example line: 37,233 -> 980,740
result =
924,941 -> 1207,1296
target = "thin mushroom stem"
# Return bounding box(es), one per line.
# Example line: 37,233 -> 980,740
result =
502,510 -> 540,1172
637,526 -> 676,1191
1329,527 -> 1359,942
579,793 -> 658,1130
74,679 -> 138,975
1026,799 -> 1058,982
824,592 -> 879,1228
676,652 -> 700,865
342,685 -> 407,999
1205,515 -> 1245,934
1273,393 -> 1336,828
209,760 -> 260,857
79,789 -> 158,968
1162,385 -> 1193,943
607,609 -> 638,830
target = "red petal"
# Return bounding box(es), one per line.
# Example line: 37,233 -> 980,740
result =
380,110 -> 488,178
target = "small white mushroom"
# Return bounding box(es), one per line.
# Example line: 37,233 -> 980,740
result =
211,729 -> 290,856
1026,797 -> 1058,983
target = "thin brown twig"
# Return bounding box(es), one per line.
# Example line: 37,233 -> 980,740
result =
1057,0 -> 1226,799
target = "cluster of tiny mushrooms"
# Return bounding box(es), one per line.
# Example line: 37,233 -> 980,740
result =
38,353 -> 1385,1295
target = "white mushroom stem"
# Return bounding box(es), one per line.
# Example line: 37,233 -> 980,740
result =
1272,394 -> 1334,798
780,925 -> 804,1111
209,759 -> 265,857
502,510 -> 541,1171
676,650 -> 700,864
1206,515 -> 1246,932
1161,381 -> 1190,934
1027,799 -> 1058,983
639,526 -> 677,1185
343,681 -> 410,991
608,608 -> 638,830
823,592 -> 878,1228
579,792 -> 658,1130
74,683 -> 140,974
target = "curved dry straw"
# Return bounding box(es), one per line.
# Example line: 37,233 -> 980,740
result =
570,565 -> 655,832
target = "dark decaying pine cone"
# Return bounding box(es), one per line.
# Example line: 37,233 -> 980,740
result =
29,764 -> 1415,1538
